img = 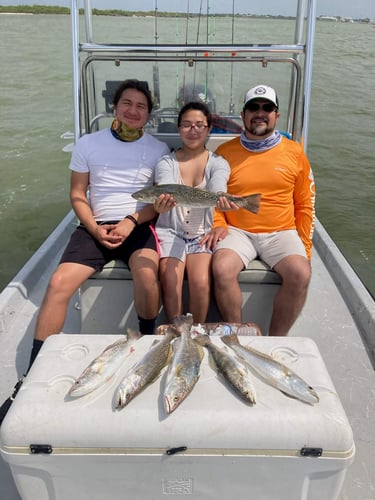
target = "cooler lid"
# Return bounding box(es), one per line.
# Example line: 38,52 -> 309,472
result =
0,334 -> 354,457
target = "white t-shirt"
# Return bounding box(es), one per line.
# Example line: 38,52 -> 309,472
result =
69,128 -> 169,221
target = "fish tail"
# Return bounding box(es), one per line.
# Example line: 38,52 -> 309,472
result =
242,193 -> 262,214
220,333 -> 240,346
126,328 -> 143,341
172,314 -> 194,330
165,325 -> 180,338
194,334 -> 211,346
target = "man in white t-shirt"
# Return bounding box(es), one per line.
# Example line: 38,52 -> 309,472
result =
0,79 -> 169,424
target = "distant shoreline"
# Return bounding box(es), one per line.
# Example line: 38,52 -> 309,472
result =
0,6 -> 288,18
0,5 -> 372,23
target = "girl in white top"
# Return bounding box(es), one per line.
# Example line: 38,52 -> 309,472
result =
154,102 -> 230,323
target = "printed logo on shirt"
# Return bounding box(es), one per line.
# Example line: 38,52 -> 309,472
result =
274,166 -> 288,172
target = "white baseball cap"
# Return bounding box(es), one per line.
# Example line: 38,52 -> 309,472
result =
244,85 -> 279,108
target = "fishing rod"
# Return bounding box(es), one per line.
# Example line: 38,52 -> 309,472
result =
229,0 -> 235,114
153,0 -> 160,109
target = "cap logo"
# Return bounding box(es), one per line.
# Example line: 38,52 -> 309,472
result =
254,87 -> 267,95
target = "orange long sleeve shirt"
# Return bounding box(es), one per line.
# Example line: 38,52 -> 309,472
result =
214,136 -> 316,259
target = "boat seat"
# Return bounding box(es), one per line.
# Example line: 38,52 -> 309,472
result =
80,259 -> 281,335
86,258 -> 280,283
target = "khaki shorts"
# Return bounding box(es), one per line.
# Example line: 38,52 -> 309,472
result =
215,227 -> 307,269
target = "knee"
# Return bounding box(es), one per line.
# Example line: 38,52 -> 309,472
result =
212,251 -> 239,284
190,278 -> 210,297
48,269 -> 70,295
278,259 -> 311,290
133,266 -> 159,289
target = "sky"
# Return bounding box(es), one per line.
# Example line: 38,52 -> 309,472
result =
1,0 -> 375,20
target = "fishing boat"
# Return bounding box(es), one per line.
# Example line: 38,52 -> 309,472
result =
0,1 -> 374,499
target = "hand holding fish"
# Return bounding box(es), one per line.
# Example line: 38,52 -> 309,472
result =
216,195 -> 240,212
132,184 -> 261,213
153,193 -> 177,214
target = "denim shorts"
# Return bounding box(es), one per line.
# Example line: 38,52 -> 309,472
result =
158,231 -> 212,263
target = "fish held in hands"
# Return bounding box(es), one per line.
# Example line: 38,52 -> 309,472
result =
163,315 -> 204,414
68,330 -> 142,398
195,334 -> 256,404
221,334 -> 319,405
115,327 -> 178,409
132,184 -> 261,214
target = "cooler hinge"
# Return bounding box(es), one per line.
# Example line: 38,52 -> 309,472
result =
300,447 -> 323,457
30,444 -> 53,454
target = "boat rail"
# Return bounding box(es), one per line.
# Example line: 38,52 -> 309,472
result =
70,0 -> 315,145
81,54 -> 301,137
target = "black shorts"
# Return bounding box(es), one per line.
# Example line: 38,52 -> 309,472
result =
60,221 -> 158,272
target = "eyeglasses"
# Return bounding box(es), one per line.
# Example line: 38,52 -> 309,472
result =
245,102 -> 277,113
179,122 -> 209,131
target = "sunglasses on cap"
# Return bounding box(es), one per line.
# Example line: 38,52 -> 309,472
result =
245,102 -> 277,113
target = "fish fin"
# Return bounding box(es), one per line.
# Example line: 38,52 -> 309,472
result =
165,344 -> 174,365
194,341 -> 205,361
242,193 -> 262,214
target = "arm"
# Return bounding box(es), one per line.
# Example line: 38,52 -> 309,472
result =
294,152 -> 316,259
206,153 -> 240,212
153,154 -> 177,214
70,171 -> 96,234
70,171 -> 123,248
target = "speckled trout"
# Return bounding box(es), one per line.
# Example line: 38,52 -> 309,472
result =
132,184 -> 261,214
195,334 -> 256,404
115,327 -> 178,409
68,330 -> 142,398
163,315 -> 204,414
221,334 -> 319,405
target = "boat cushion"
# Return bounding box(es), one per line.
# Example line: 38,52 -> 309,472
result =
87,259 -> 281,284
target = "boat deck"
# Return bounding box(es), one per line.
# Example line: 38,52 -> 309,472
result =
0,214 -> 374,500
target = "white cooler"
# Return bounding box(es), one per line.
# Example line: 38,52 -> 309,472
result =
0,334 -> 355,500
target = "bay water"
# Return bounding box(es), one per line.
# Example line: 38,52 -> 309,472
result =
0,14 -> 374,296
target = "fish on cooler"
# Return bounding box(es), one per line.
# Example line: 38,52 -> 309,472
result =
221,333 -> 319,405
163,314 -> 204,414
195,334 -> 256,404
115,327 -> 177,409
67,330 -> 142,398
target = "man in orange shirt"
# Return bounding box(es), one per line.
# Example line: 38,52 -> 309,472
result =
202,84 -> 315,336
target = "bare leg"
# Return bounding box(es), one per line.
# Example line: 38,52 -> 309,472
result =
35,262 -> 95,340
129,248 -> 160,320
186,253 -> 212,323
269,255 -> 311,336
159,257 -> 185,322
212,249 -> 244,323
